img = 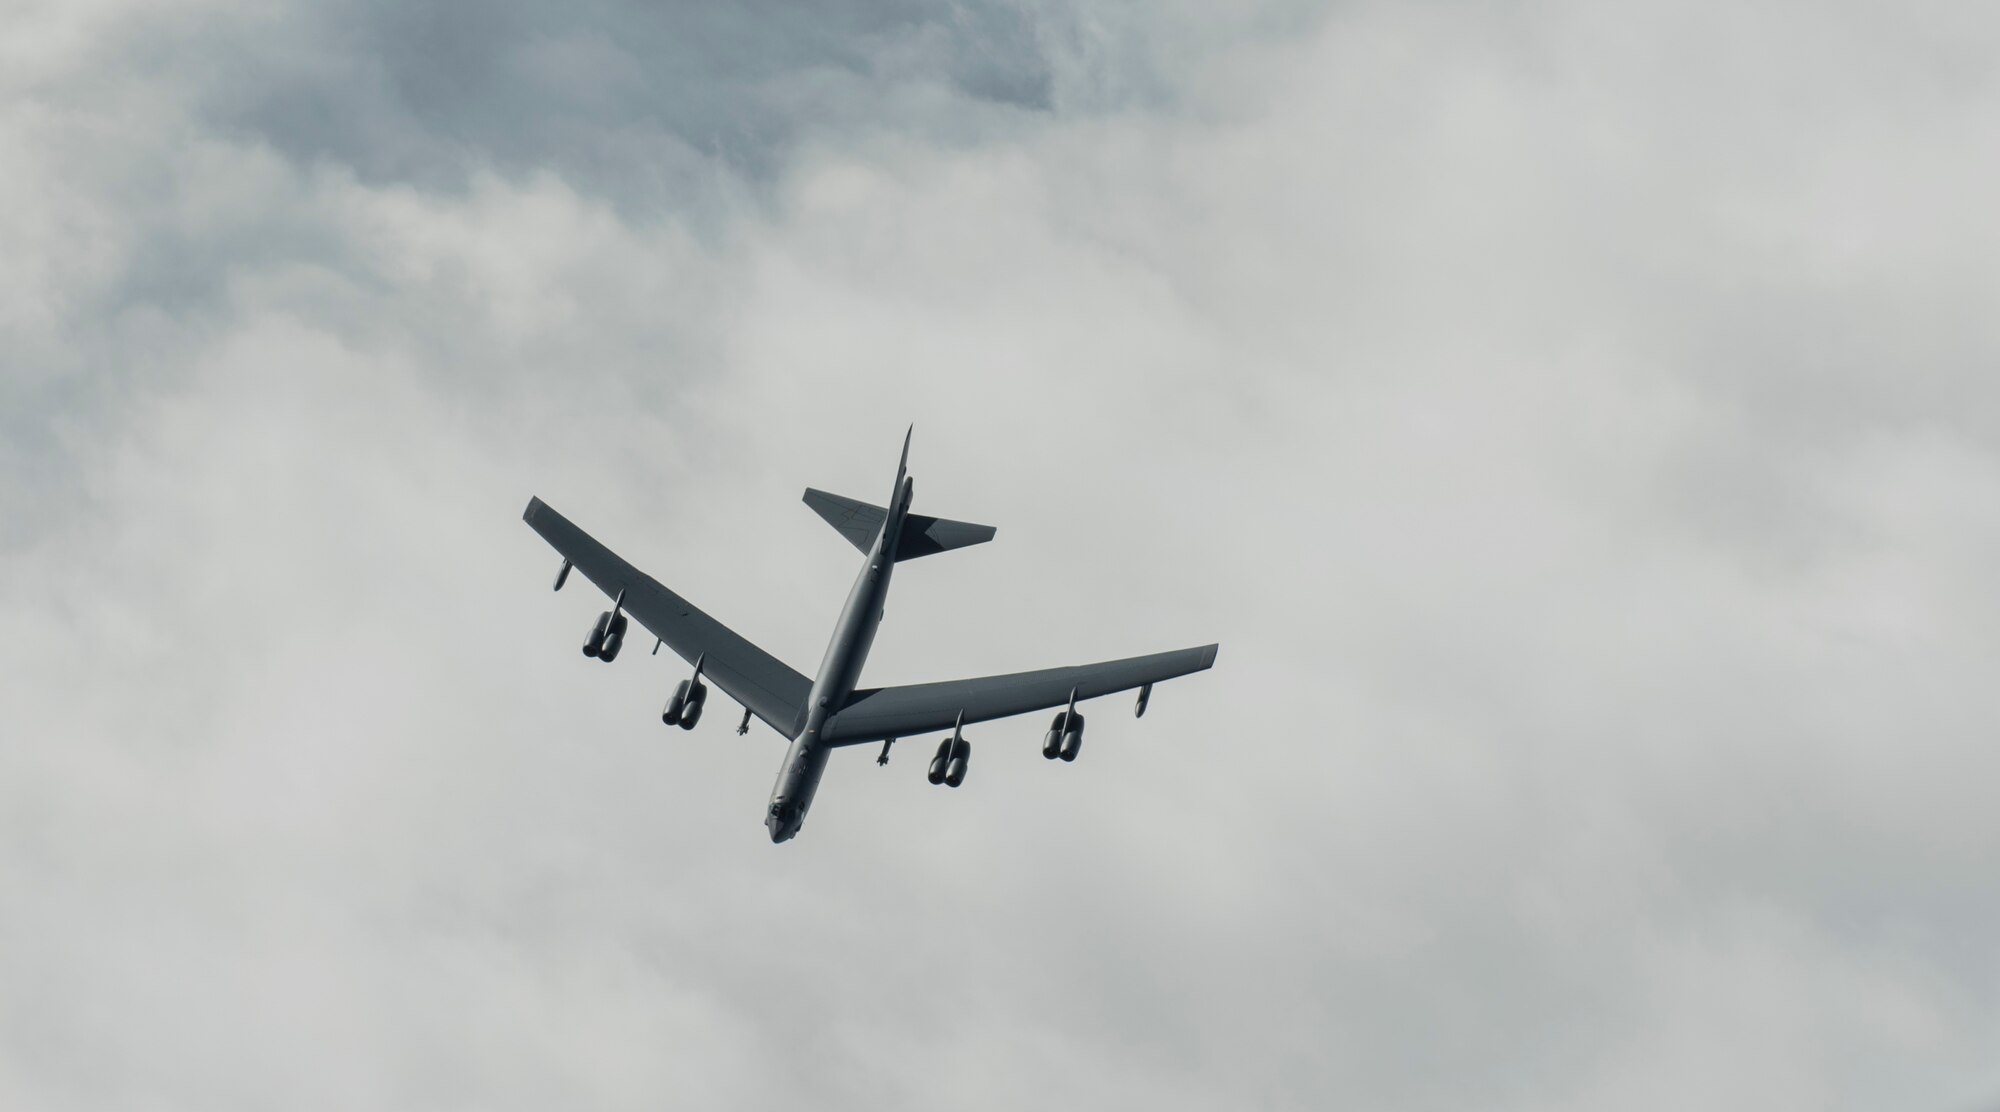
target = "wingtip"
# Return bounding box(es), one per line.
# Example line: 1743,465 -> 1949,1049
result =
523,496 -> 546,523
1199,643 -> 1220,669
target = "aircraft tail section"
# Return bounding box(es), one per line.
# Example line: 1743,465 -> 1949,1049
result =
895,513 -> 995,560
803,488 -> 888,554
803,488 -> 995,560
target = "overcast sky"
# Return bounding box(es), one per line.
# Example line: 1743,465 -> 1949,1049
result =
5,1 -> 2000,1108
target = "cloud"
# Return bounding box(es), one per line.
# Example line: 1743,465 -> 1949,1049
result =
170,0 -> 1066,201
6,1 -> 2000,1109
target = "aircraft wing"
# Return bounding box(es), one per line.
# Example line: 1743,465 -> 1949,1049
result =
821,644 -> 1218,745
524,497 -> 811,736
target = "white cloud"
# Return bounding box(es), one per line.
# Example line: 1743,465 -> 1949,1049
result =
5,1 -> 2000,1108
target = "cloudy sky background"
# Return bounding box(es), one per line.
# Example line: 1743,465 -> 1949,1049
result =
5,0 -> 2000,1107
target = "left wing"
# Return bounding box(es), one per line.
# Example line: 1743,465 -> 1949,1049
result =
524,497 -> 812,735
821,644 -> 1218,745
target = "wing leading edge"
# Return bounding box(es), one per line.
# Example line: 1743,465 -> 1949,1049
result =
523,497 -> 811,735
821,644 -> 1218,745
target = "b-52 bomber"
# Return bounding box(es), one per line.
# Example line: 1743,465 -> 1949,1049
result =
523,429 -> 1218,843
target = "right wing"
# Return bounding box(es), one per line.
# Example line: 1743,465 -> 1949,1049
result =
524,497 -> 812,736
821,644 -> 1218,745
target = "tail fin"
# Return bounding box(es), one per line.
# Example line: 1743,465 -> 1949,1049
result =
891,424 -> 912,502
810,429 -> 993,560
895,513 -> 995,560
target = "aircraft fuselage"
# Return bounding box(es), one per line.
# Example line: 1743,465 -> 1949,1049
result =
765,473 -> 912,842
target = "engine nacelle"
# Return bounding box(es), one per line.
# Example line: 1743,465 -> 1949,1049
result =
662,678 -> 691,726
927,737 -> 951,785
943,739 -> 971,787
678,681 -> 707,730
582,610 -> 613,657
1042,711 -> 1069,759
1058,711 -> 1085,762
598,613 -> 629,662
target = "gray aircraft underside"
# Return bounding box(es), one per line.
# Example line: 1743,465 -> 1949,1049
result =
523,429 -> 1218,843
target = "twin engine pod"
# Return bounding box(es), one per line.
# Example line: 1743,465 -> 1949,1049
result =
1042,710 -> 1085,761
927,736 -> 971,787
662,677 -> 707,730
582,610 -> 628,662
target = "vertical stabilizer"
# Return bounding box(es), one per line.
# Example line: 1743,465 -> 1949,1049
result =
889,424 -> 913,508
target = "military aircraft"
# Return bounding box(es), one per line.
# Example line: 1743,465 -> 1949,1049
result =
523,429 -> 1218,843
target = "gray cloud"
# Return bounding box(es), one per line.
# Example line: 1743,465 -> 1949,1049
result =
164,0 -> 1059,200
6,1 -> 2000,1109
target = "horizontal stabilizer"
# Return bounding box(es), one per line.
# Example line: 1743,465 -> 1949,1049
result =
803,489 -> 887,554
897,513 -> 996,560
